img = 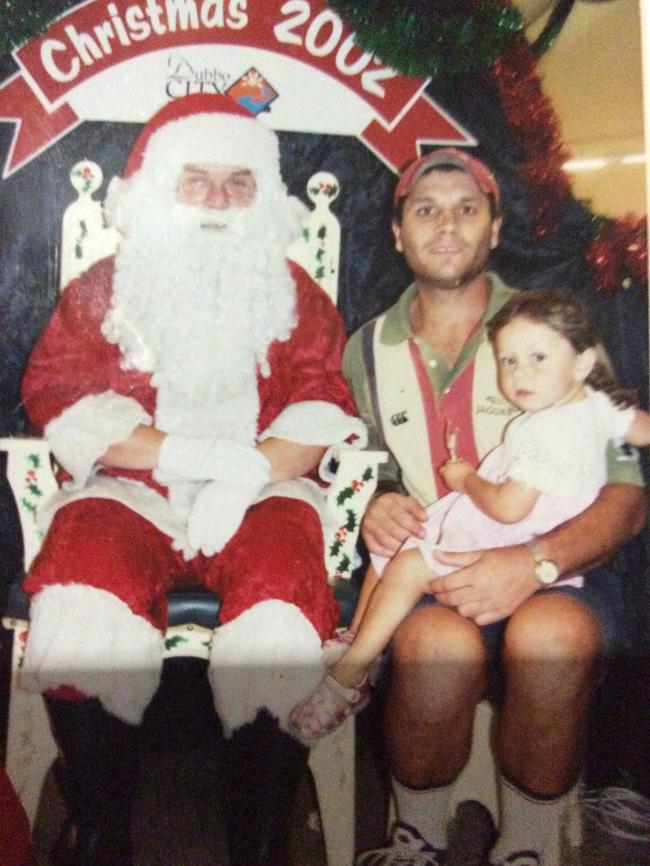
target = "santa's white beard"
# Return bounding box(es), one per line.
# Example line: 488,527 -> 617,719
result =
102,179 -> 303,446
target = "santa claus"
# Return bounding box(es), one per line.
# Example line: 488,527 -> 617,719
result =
21,94 -> 365,866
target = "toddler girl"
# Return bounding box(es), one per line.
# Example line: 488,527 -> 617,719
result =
290,289 -> 650,740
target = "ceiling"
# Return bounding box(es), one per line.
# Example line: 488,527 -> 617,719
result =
517,0 -> 645,218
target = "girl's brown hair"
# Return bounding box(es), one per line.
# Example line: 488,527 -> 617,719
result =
487,289 -> 638,408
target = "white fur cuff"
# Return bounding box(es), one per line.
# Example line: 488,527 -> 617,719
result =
22,584 -> 164,725
45,391 -> 152,488
258,401 -> 367,448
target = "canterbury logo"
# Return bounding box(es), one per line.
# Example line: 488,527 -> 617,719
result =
391,411 -> 409,426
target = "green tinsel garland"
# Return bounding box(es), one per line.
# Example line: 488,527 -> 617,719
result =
1,1 -> 615,70
0,0 -> 72,55
326,0 -> 523,78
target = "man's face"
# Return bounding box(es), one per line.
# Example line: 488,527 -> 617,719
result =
392,168 -> 501,291
176,163 -> 256,215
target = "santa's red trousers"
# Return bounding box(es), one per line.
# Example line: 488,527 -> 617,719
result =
0,768 -> 36,866
25,496 -> 338,640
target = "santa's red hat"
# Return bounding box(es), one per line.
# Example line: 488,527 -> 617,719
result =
123,94 -> 281,184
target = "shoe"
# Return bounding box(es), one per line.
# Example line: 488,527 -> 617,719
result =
289,672 -> 370,740
491,852 -> 540,866
355,821 -> 446,865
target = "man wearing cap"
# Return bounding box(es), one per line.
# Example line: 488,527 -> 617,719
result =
343,149 -> 644,865
20,94 -> 364,866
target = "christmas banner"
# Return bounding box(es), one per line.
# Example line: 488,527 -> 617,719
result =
1,0 -> 473,178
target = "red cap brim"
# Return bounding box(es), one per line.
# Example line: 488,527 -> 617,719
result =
394,148 -> 500,209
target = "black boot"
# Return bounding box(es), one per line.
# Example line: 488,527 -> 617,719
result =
219,709 -> 309,866
45,696 -> 140,866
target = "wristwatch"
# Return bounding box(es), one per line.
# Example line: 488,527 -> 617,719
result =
526,539 -> 560,586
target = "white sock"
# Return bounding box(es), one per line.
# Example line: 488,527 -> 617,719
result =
393,776 -> 454,851
490,775 -> 568,864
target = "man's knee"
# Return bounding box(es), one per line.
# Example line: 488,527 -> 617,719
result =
393,604 -> 488,667
504,593 -> 603,664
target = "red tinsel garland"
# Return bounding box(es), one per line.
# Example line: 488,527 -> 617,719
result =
490,35 -> 571,236
489,18 -> 647,291
585,215 -> 648,294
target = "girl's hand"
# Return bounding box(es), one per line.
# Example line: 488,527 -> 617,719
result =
439,458 -> 475,492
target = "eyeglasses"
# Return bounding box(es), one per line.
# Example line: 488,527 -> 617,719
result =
176,165 -> 256,207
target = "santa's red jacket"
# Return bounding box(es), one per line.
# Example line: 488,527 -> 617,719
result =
22,256 -> 362,546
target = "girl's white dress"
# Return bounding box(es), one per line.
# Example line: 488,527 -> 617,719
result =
373,388 -> 635,588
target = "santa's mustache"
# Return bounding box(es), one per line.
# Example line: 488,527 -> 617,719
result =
170,200 -> 250,233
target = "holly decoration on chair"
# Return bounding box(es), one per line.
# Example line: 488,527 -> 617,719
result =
330,467 -> 377,577
18,454 -> 47,538
335,466 -> 374,506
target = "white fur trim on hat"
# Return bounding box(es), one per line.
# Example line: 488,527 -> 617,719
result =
139,113 -> 281,191
44,391 -> 152,489
208,599 -> 324,737
22,584 -> 165,725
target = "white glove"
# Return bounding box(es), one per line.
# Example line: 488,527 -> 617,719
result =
158,434 -> 264,484
186,451 -> 271,555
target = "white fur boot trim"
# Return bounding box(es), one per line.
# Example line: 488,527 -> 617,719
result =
208,600 -> 324,737
22,584 -> 165,725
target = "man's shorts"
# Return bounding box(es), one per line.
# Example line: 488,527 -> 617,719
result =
408,560 -> 626,700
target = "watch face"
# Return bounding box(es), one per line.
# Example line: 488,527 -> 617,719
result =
535,559 -> 559,585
